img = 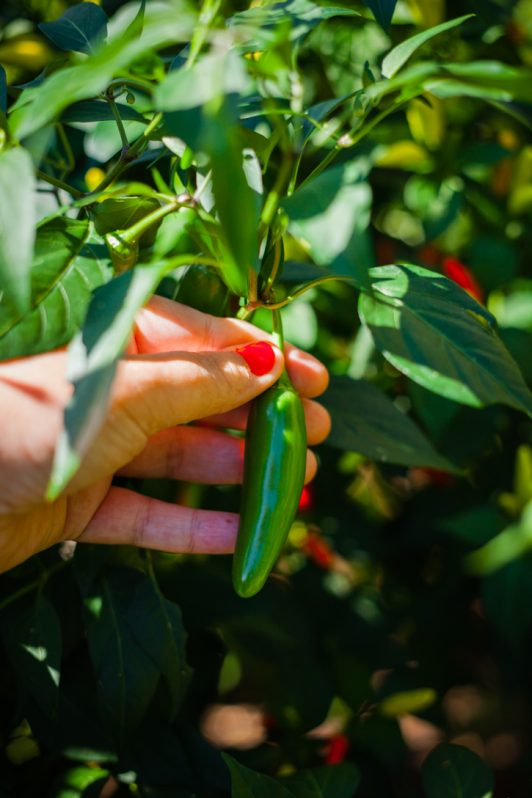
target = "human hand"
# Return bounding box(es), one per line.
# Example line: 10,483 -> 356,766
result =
0,296 -> 330,573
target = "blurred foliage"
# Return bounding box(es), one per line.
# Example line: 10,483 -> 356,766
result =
2,0 -> 532,797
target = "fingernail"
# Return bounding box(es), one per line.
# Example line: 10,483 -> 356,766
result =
235,341 -> 277,376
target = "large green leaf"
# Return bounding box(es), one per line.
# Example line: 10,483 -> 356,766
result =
381,16 -> 474,79
322,376 -> 456,470
39,3 -> 108,55
10,2 -> 196,140
282,158 -> 374,284
358,264 -> 532,415
422,743 -> 494,798
1,594 -> 62,720
229,0 -> 359,51
0,147 -> 36,314
82,566 -> 191,739
47,260 -> 170,499
223,755 -> 296,798
0,219 -> 111,361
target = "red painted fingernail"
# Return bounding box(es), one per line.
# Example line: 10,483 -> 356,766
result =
235,341 -> 277,376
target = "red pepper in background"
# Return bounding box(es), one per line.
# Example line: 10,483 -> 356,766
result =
303,531 -> 335,570
442,257 -> 484,303
298,485 -> 314,513
324,734 -> 350,765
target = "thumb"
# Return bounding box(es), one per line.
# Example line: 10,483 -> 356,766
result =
114,341 -> 284,436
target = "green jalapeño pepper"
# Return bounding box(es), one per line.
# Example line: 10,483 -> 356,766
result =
232,372 -> 307,598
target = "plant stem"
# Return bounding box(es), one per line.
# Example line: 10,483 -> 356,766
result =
36,170 -> 84,198
119,198 -> 185,244
57,123 -> 75,174
259,151 -> 292,237
262,275 -> 357,310
106,91 -> 129,149
297,100 -> 406,191
272,308 -> 284,353
89,111 -> 163,195
107,76 -> 154,94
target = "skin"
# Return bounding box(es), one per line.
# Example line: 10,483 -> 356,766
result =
0,296 -> 331,574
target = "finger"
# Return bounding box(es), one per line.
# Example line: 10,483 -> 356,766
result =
133,296 -> 329,398
201,397 -> 332,446
112,345 -> 284,440
77,487 -> 238,553
118,426 -> 318,484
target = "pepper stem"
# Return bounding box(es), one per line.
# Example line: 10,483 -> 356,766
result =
272,309 -> 284,353
272,309 -> 293,388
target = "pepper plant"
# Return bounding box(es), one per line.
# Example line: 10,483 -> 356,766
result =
1,0 -> 532,795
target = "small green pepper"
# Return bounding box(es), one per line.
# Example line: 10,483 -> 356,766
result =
232,373 -> 307,598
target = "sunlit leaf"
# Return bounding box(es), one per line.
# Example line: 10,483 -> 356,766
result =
47,261 -> 170,499
382,15 -> 474,79
0,219 -> 111,361
282,158 -> 374,285
359,264 -> 532,415
0,147 -> 36,314
229,0 -> 359,51
10,2 -> 196,140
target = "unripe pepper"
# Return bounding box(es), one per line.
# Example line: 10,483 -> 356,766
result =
232,368 -> 307,598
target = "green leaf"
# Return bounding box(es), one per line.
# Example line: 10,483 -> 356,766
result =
427,62 -> 532,104
284,765 -> 360,798
0,147 -> 36,314
361,0 -> 397,32
125,0 -> 147,40
464,500 -> 532,576
10,3 -> 196,140
156,50 -> 257,295
229,0 -> 359,50
282,158 -> 374,285
92,196 -> 161,245
61,99 -> 147,124
358,264 -> 532,415
1,594 -> 62,720
223,754 -> 296,798
156,50 -> 252,118
0,219 -> 111,361
155,48 -> 252,151
422,743 -> 494,798
322,376 -> 455,470
382,16 -> 474,79
39,3 -> 108,54
54,766 -> 109,798
47,261 -> 169,499
204,114 -> 257,295
82,566 -> 191,740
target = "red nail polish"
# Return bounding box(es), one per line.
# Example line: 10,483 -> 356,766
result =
236,341 -> 276,376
